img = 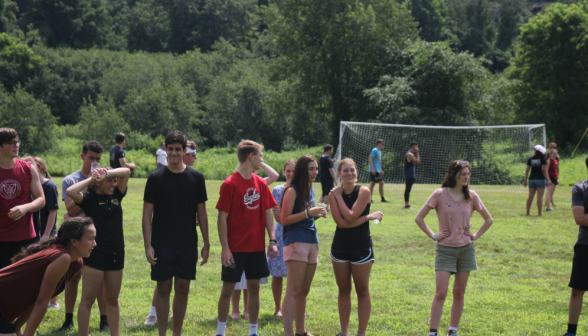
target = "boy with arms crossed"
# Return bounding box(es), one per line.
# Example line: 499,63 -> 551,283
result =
142,131 -> 210,336
215,140 -> 278,336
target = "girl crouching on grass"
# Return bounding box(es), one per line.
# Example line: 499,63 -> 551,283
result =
414,161 -> 493,336
0,217 -> 93,336
66,166 -> 130,336
328,158 -> 383,336
281,155 -> 327,336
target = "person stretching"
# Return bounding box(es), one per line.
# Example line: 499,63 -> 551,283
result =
329,158 -> 383,336
414,161 -> 493,336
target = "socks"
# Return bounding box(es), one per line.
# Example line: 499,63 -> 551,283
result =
64,313 -> 73,324
568,323 -> 578,335
100,314 -> 108,322
217,320 -> 227,336
249,323 -> 258,335
449,326 -> 458,332
149,305 -> 157,317
429,329 -> 438,336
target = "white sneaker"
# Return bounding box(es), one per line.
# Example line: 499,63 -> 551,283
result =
144,315 -> 156,327
47,303 -> 60,310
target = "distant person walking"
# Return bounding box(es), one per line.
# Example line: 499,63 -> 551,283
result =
404,141 -> 421,209
546,148 -> 560,211
109,133 -> 136,171
0,128 -> 45,270
329,158 -> 383,336
368,140 -> 389,203
564,155 -> 588,336
414,161 -> 493,336
524,145 -> 552,216
319,145 -> 337,207
155,142 -> 167,170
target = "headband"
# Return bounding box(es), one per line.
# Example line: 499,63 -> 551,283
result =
186,148 -> 196,154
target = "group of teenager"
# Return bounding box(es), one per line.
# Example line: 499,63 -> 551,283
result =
0,126 -> 586,336
524,143 -> 561,215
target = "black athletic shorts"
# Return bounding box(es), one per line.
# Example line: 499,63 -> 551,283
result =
330,245 -> 375,265
0,314 -> 14,334
569,243 -> 588,290
0,237 -> 38,270
549,176 -> 559,185
369,172 -> 382,183
84,249 -> 125,271
221,251 -> 269,283
151,247 -> 198,281
320,176 -> 334,197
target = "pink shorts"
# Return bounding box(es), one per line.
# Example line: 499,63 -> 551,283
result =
283,243 -> 319,264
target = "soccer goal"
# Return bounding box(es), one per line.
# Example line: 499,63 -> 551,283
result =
335,122 -> 546,192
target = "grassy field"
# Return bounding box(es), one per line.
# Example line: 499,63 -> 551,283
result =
34,177 -> 588,336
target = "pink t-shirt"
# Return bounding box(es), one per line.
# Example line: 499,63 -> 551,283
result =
425,188 -> 486,247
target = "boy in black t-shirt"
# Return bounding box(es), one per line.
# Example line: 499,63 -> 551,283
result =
109,133 -> 136,171
142,131 -> 210,336
564,155 -> 588,336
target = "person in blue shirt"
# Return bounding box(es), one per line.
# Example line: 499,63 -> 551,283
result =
368,139 -> 389,203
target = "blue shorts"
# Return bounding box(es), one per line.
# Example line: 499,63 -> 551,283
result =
528,179 -> 546,189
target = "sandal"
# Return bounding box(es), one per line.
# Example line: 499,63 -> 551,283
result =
304,312 -> 310,318
273,310 -> 282,318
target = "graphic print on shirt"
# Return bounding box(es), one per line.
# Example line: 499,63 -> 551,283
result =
0,179 -> 21,199
530,159 -> 541,167
244,187 -> 260,210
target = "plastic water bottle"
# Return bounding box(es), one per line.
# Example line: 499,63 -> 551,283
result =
373,211 -> 383,225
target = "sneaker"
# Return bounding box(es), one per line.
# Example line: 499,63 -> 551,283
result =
144,315 -> 156,327
404,205 -> 414,210
447,331 -> 458,336
48,303 -> 60,310
564,333 -> 577,336
546,208 -> 554,211
99,319 -> 110,332
58,320 -> 74,332
381,198 -> 390,203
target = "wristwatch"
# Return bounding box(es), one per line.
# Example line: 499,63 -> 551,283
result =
432,234 -> 437,241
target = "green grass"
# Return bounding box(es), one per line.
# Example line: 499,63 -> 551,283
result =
34,177 -> 588,336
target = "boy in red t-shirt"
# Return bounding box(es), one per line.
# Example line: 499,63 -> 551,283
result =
215,140 -> 278,336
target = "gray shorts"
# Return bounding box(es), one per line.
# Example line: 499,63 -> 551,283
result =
435,243 -> 478,273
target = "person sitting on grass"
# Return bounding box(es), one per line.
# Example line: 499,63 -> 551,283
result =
329,158 -> 383,336
414,160 -> 493,336
0,217 -> 92,336
563,154 -> 588,336
67,166 -> 131,336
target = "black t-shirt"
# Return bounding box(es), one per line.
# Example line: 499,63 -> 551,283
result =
110,146 -> 125,169
572,180 -> 588,246
332,185 -> 372,248
319,155 -> 334,179
143,166 -> 208,248
527,156 -> 547,180
76,188 -> 126,252
40,180 -> 59,236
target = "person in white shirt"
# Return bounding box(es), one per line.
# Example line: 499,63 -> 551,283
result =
155,143 -> 167,170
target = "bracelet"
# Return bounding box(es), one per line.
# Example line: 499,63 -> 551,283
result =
269,239 -> 277,245
105,171 -> 109,178
305,208 -> 309,218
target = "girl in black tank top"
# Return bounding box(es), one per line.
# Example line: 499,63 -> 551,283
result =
328,158 -> 384,336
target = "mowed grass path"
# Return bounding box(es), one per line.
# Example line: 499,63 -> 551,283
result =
35,178 -> 587,336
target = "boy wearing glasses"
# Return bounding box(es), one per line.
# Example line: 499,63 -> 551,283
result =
142,131 -> 210,336
0,128 -> 45,269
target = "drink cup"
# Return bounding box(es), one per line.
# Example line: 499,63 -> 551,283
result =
91,162 -> 100,171
317,203 -> 328,209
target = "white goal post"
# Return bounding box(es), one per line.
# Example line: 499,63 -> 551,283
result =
335,121 -> 546,192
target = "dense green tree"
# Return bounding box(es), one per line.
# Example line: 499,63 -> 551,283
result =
0,33 -> 44,92
410,0 -> 448,41
267,0 -> 418,143
24,0 -> 112,48
78,98 -> 130,148
0,86 -> 57,153
124,1 -> 170,52
509,2 -> 588,148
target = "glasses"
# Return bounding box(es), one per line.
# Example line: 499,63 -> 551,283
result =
456,161 -> 469,166
185,153 -> 196,158
3,140 -> 20,147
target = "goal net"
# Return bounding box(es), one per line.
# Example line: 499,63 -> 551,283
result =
335,122 -> 546,192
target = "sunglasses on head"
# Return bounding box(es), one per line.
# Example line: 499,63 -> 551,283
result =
456,161 -> 469,166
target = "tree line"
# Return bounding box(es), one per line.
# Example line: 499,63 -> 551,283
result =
1,0 -> 587,154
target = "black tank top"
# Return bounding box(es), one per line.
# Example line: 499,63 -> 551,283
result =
332,185 -> 372,248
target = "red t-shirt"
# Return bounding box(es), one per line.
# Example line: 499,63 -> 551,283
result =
548,157 -> 558,179
0,159 -> 35,242
216,172 -> 277,252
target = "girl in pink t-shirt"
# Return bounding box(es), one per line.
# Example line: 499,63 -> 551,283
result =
415,161 -> 493,336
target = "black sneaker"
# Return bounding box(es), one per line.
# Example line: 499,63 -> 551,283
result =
564,333 -> 577,336
58,320 -> 74,332
404,205 -> 414,210
381,198 -> 390,203
99,319 -> 110,332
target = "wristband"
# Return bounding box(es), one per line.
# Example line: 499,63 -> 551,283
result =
432,234 -> 437,241
305,208 -> 309,218
105,171 -> 109,178
269,239 -> 277,245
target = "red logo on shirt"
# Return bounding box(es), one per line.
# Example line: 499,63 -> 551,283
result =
243,187 -> 260,210
0,179 -> 21,199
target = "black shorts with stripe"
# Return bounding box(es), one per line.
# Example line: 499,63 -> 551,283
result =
330,245 -> 375,265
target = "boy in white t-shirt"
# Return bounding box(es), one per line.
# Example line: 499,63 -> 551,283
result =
155,142 -> 167,169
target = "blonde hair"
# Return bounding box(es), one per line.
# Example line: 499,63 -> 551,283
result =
33,157 -> 51,179
237,140 -> 263,163
337,158 -> 358,183
19,156 -> 39,174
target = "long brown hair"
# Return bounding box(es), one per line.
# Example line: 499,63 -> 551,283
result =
441,160 -> 472,201
284,155 -> 316,210
11,217 -> 94,263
